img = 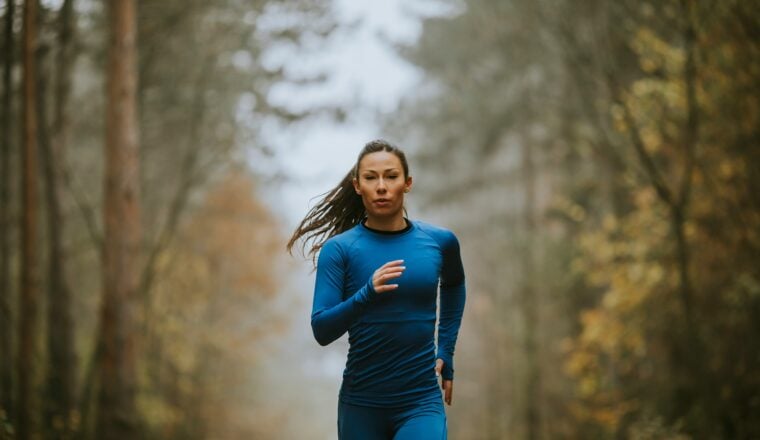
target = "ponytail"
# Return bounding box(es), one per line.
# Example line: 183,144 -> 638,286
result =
286,168 -> 365,263
287,139 -> 409,264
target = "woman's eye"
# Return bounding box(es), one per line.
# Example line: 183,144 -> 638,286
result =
387,175 -> 398,179
364,176 -> 376,180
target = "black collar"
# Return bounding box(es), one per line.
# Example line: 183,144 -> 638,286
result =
362,218 -> 411,235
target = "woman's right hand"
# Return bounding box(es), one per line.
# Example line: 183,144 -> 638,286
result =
372,259 -> 405,293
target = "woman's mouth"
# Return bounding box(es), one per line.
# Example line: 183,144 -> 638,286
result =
373,199 -> 391,207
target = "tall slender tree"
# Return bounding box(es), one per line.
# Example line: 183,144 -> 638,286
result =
18,0 -> 40,437
0,0 -> 17,426
42,0 -> 77,434
520,130 -> 541,440
96,0 -> 142,437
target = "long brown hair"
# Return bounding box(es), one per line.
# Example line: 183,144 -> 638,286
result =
286,139 -> 410,263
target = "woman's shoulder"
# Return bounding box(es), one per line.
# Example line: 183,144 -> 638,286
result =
318,229 -> 357,264
413,220 -> 460,246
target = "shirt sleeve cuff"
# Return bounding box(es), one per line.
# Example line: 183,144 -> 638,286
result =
354,275 -> 379,306
436,353 -> 454,380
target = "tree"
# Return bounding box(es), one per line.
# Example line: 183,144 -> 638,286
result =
17,0 -> 41,437
96,0 -> 142,437
520,125 -> 541,440
0,0 -> 17,429
41,0 -> 77,435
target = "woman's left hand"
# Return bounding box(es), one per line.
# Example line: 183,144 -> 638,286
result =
434,358 -> 453,405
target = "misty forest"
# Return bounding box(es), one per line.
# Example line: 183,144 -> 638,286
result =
0,0 -> 759,439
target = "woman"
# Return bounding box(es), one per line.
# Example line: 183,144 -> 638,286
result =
287,139 -> 466,439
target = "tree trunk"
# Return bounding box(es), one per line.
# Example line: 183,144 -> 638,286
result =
96,0 -> 142,437
1,0 -> 17,424
521,137 -> 541,440
18,0 -> 41,438
43,0 -> 77,435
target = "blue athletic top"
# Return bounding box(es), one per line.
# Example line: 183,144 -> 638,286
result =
311,218 -> 466,408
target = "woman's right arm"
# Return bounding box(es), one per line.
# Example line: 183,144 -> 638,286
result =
311,239 -> 375,345
311,241 -> 404,346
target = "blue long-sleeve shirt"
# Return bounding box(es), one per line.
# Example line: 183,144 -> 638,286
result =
311,219 -> 466,407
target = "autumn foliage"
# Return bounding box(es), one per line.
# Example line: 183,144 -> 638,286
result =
141,169 -> 285,438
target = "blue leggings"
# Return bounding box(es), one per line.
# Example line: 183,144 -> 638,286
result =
337,399 -> 447,440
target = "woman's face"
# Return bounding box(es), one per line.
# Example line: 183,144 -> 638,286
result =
353,151 -> 412,220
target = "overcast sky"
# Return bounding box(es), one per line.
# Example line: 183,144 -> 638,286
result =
253,0 -> 453,227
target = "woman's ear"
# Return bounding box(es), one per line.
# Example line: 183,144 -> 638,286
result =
353,177 -> 361,194
404,176 -> 413,193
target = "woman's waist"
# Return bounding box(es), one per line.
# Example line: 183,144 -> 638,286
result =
341,346 -> 439,400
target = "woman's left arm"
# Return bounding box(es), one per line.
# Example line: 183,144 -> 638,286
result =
436,230 -> 466,383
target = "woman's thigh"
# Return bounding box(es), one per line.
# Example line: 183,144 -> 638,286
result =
393,400 -> 447,440
337,401 -> 391,440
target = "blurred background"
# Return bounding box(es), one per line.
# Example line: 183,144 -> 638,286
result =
1,0 -> 759,438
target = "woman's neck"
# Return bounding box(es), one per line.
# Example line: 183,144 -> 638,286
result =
364,215 -> 407,232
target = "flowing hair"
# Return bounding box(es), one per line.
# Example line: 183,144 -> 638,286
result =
287,139 -> 409,264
